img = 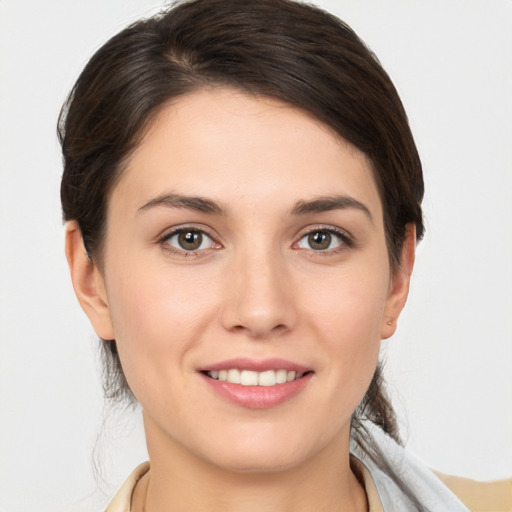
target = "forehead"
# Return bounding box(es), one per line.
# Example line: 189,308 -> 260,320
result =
112,87 -> 382,219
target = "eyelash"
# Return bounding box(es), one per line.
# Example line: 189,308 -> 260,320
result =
157,226 -> 219,257
294,226 -> 354,255
157,225 -> 354,257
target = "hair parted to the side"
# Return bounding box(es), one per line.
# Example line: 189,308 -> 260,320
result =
59,0 -> 424,473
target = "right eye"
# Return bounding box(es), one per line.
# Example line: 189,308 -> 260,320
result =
163,229 -> 216,253
297,230 -> 344,251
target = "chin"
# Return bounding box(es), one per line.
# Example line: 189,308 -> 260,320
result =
208,448 -> 306,474
194,426 -> 327,475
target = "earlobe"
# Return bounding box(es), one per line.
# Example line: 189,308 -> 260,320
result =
64,221 -> 115,340
381,224 -> 416,340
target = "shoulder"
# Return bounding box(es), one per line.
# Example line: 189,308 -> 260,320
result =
105,462 -> 150,512
351,423 -> 511,511
435,472 -> 512,512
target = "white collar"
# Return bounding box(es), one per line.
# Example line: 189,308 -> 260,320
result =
350,422 -> 469,511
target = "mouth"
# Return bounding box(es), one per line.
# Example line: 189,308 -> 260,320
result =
202,368 -> 312,387
201,368 -> 313,409
199,358 -> 313,408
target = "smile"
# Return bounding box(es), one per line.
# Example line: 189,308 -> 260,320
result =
200,359 -> 313,409
205,369 -> 305,386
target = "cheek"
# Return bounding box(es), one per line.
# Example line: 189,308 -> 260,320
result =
108,253 -> 214,331
299,260 -> 389,397
302,260 -> 390,341
103,258 -> 219,390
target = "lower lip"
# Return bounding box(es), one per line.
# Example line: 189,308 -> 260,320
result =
200,373 -> 313,409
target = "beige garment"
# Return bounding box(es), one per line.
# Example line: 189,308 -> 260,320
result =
106,462 -> 149,512
434,471 -> 512,512
105,462 -> 512,512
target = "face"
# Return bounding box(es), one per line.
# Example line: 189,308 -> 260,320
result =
74,88 -> 412,473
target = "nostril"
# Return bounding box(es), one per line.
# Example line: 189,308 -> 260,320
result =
220,283 -> 297,338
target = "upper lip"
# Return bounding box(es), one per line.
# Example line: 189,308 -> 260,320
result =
200,357 -> 311,373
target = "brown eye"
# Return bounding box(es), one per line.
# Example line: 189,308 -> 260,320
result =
308,232 -> 331,250
297,230 -> 345,251
164,229 -> 214,252
178,231 -> 203,250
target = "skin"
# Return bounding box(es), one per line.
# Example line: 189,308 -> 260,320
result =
66,88 -> 415,512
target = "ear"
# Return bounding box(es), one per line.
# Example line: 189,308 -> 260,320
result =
64,221 -> 115,340
381,224 -> 416,340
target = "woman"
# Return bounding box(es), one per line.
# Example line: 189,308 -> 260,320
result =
59,0 -> 510,510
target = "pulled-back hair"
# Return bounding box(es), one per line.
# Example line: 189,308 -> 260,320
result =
59,0 -> 424,452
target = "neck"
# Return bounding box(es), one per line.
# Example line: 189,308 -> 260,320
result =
138,414 -> 368,512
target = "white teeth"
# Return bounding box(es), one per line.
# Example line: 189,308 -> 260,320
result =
207,369 -> 305,386
258,370 -> 276,386
227,369 -> 241,384
240,370 -> 259,386
276,369 -> 287,384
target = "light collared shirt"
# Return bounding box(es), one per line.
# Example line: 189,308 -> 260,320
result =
105,425 -> 512,511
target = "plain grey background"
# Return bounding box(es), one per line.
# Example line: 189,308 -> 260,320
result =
0,1 -> 511,510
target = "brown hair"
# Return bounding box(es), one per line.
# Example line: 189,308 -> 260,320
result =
59,0 -> 424,453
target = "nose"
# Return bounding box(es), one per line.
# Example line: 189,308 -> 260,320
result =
221,246 -> 297,339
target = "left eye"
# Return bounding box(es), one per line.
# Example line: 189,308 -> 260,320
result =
297,230 -> 345,251
164,229 -> 215,252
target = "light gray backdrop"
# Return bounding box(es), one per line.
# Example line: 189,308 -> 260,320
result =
0,1 -> 511,511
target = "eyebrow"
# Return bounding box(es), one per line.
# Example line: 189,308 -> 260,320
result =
137,193 -> 228,215
137,192 -> 372,221
291,195 -> 373,222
